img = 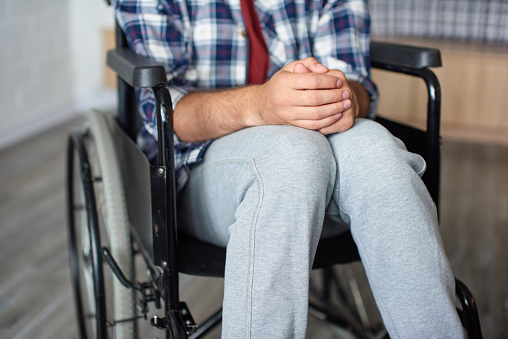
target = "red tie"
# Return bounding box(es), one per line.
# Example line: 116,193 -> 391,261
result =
240,0 -> 269,84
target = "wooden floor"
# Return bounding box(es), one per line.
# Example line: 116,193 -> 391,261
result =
0,117 -> 506,338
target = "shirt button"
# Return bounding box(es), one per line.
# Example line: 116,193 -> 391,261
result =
240,30 -> 247,37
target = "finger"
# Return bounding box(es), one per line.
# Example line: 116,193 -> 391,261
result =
293,63 -> 312,74
293,113 -> 342,131
311,63 -> 329,73
287,72 -> 341,90
289,98 -> 351,120
318,111 -> 355,135
325,70 -> 349,89
325,69 -> 347,80
299,57 -> 329,73
292,89 -> 351,108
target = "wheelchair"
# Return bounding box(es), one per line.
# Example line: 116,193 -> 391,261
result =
66,11 -> 483,339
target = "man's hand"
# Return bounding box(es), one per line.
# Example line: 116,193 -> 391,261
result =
291,62 -> 370,135
249,58 -> 353,132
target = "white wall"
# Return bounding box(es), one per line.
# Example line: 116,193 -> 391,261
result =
0,0 -> 116,150
68,0 -> 116,114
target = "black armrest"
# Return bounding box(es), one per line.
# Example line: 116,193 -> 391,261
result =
107,48 -> 167,88
370,41 -> 442,70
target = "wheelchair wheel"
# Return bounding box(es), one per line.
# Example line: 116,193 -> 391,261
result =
67,109 -> 136,338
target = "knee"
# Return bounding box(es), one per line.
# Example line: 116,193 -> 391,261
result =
333,119 -> 402,155
328,119 -> 426,179
257,126 -> 334,171
248,126 -> 336,196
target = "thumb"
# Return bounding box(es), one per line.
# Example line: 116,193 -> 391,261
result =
293,62 -> 312,74
299,57 -> 328,73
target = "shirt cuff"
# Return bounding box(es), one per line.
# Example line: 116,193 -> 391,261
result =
168,85 -> 191,111
169,85 -> 189,148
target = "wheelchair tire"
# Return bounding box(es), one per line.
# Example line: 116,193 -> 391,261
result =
67,109 -> 136,338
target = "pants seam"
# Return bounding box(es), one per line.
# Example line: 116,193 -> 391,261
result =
245,158 -> 263,338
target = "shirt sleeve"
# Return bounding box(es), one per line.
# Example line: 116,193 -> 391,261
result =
112,0 -> 210,168
113,0 -> 194,101
312,0 -> 379,119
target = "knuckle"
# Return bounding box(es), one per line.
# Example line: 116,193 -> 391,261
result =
307,92 -> 320,106
330,69 -> 346,80
310,74 -> 321,88
335,102 -> 343,113
320,124 -> 335,135
309,109 -> 320,120
307,120 -> 319,130
334,69 -> 346,78
278,71 -> 289,81
305,91 -> 319,106
339,117 -> 355,132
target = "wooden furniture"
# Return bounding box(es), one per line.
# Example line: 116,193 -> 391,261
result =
372,36 -> 508,146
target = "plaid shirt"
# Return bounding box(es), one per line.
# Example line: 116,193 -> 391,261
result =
112,0 -> 378,192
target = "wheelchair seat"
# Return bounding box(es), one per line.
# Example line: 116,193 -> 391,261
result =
177,229 -> 360,278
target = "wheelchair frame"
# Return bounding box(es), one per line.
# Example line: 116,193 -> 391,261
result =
66,14 -> 483,339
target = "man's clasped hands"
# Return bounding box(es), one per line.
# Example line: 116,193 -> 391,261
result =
252,57 -> 368,136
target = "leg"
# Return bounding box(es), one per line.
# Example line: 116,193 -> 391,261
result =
326,119 -> 464,338
178,126 -> 336,338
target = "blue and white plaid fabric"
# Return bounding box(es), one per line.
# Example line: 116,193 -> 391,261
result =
112,0 -> 378,192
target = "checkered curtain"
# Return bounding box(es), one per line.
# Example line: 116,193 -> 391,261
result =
369,0 -> 508,44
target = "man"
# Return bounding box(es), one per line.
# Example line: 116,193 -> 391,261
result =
112,0 -> 464,337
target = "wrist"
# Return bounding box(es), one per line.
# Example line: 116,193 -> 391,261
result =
242,84 -> 266,127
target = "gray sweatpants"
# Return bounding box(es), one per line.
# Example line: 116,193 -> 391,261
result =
178,119 -> 464,338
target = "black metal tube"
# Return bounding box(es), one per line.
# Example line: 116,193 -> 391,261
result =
67,134 -> 88,338
189,309 -> 223,339
456,279 -> 483,339
69,131 -> 108,339
152,85 -> 181,318
420,68 -> 442,211
102,246 -> 142,291
113,11 -> 184,336
153,86 -> 174,168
